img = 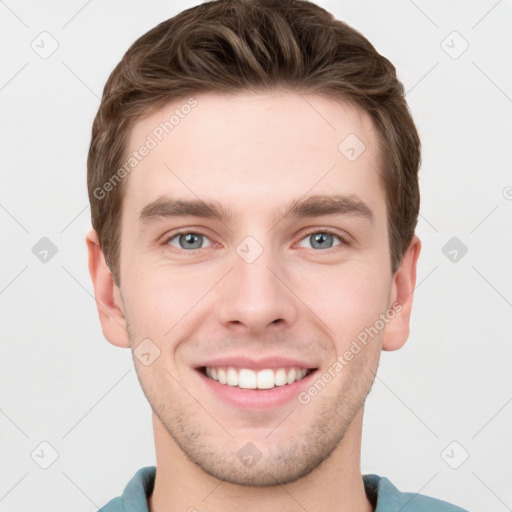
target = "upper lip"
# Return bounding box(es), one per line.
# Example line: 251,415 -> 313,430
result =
195,355 -> 318,371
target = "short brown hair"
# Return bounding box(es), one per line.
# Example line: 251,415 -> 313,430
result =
87,0 -> 420,286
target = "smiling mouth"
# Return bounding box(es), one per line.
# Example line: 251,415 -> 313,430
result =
198,366 -> 316,390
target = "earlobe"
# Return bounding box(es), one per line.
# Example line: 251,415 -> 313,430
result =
85,229 -> 130,348
382,235 -> 421,351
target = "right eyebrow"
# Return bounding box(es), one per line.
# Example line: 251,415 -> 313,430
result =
138,197 -> 235,224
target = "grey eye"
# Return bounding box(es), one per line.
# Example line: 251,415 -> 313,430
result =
298,232 -> 342,250
167,233 -> 212,250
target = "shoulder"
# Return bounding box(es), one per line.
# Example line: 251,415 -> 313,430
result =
363,474 -> 470,512
96,466 -> 156,512
98,496 -> 123,512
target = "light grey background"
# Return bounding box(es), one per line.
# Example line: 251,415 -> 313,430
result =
1,1 -> 511,511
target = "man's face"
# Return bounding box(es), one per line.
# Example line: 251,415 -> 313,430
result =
116,91 -> 396,485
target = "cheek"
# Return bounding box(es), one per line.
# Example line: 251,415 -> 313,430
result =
299,263 -> 390,343
122,263 -> 215,339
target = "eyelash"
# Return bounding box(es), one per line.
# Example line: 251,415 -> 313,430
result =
162,228 -> 349,253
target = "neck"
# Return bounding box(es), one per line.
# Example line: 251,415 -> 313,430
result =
148,408 -> 373,512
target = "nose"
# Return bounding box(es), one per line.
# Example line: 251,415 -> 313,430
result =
215,244 -> 299,335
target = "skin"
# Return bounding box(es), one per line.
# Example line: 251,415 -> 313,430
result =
87,90 -> 421,512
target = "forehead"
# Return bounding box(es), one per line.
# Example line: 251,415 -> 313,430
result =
122,91 -> 385,225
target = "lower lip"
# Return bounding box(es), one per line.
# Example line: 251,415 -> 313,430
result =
196,369 -> 318,410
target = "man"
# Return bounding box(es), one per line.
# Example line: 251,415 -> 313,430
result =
86,0 -> 468,510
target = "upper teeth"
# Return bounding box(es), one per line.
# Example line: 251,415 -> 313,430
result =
205,367 -> 309,389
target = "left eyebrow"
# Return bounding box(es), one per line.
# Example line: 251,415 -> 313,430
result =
279,194 -> 374,223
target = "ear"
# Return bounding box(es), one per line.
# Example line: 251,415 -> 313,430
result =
85,228 -> 130,348
382,235 -> 421,351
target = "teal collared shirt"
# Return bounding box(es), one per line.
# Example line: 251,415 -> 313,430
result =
98,466 -> 469,511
